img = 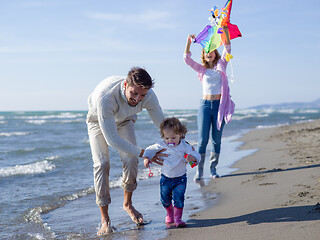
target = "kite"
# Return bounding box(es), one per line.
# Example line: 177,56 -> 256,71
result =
194,0 -> 242,56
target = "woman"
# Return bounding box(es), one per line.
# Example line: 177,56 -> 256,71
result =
184,26 -> 235,180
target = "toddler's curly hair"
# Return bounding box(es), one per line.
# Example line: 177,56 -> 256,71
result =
160,117 -> 187,139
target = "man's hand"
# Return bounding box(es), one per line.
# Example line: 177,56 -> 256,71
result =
150,148 -> 168,165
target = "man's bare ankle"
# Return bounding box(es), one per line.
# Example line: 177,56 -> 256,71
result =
123,202 -> 132,208
97,219 -> 113,235
101,213 -> 110,224
101,218 -> 109,224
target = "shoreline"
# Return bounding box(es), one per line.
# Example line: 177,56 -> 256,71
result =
39,128 -> 251,239
165,120 -> 320,240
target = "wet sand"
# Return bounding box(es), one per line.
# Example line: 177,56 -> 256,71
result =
166,120 -> 320,240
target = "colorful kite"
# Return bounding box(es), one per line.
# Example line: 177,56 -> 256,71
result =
194,0 -> 242,54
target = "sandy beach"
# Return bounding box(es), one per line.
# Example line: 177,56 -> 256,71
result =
166,120 -> 320,240
3,111 -> 320,239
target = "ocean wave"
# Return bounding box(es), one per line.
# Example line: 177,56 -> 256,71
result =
236,108 -> 301,115
52,118 -> 85,124
0,131 -> 30,137
236,108 -> 267,115
0,160 -> 55,177
45,156 -> 59,160
25,120 -> 47,125
23,173 -> 158,223
188,130 -> 198,134
1,147 -> 35,154
163,111 -> 197,119
59,112 -> 86,118
234,108 -> 273,118
298,109 -> 319,114
25,179 -> 124,224
139,110 -> 197,120
276,109 -> 296,114
256,123 -> 289,129
25,118 -> 85,125
24,207 -> 57,239
24,187 -> 95,225
290,116 -> 306,120
177,117 -> 189,123
166,113 -> 197,118
22,187 -> 97,239
295,119 -> 316,124
57,187 -> 95,203
232,113 -> 269,121
164,109 -> 197,114
25,207 -> 45,224
15,112 -> 85,120
27,233 -> 53,240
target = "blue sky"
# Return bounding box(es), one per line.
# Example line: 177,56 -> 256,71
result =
1,0 -> 319,111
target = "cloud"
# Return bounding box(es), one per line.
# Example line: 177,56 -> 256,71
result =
86,9 -> 176,30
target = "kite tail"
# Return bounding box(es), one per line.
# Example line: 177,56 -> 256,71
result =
219,32 -> 235,83
228,55 -> 235,83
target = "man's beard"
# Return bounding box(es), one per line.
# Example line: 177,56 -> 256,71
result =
128,99 -> 138,107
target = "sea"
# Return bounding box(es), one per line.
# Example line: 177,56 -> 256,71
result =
1,107 -> 320,239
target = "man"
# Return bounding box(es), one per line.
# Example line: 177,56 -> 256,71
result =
86,67 -> 166,235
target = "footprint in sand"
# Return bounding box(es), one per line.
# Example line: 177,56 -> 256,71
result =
259,182 -> 276,186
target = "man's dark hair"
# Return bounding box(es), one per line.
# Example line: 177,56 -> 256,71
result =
126,67 -> 154,89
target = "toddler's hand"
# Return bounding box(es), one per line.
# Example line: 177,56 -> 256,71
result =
186,154 -> 196,163
143,158 -> 150,168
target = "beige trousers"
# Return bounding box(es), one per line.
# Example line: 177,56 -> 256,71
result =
87,117 -> 138,206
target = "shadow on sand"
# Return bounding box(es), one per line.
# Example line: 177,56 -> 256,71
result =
222,164 -> 320,178
184,204 -> 320,229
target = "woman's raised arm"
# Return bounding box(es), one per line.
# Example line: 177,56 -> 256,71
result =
185,34 -> 195,54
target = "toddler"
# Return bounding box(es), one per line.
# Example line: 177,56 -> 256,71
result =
143,117 -> 200,227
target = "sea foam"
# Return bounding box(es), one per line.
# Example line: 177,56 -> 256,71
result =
0,132 -> 30,137
0,160 -> 55,177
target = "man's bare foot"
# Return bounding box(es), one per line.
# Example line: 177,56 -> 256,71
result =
123,204 -> 144,225
97,220 -> 114,236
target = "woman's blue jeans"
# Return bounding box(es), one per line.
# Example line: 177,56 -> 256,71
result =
160,174 -> 187,209
197,99 -> 225,154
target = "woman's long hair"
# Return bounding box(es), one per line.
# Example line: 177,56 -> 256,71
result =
201,49 -> 221,69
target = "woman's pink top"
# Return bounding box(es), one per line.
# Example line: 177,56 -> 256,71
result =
183,45 -> 235,130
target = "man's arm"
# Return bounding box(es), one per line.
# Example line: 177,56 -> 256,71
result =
144,90 -> 165,128
97,102 -> 142,157
99,116 -> 142,157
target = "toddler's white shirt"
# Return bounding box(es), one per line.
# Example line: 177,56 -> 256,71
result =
143,139 -> 201,178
